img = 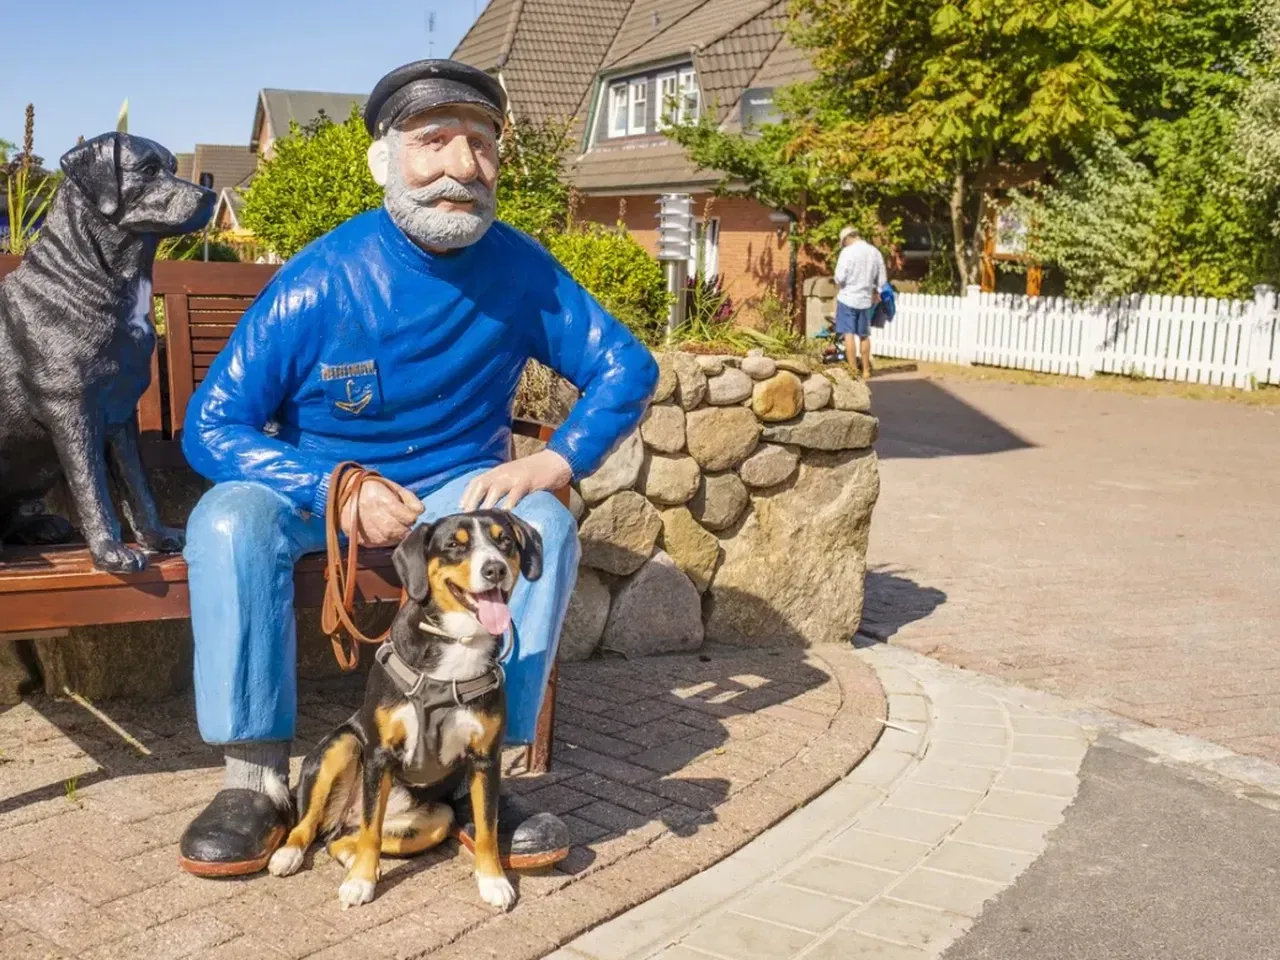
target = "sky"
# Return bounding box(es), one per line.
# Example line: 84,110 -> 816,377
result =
2,0 -> 482,163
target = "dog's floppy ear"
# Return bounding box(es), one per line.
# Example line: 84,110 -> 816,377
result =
60,133 -> 122,218
506,514 -> 543,582
392,522 -> 434,603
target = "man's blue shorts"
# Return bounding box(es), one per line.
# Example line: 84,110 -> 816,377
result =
835,302 -> 875,337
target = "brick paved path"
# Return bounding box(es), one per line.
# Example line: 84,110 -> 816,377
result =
862,372 -> 1280,764
0,646 -> 882,959
558,644 -> 1090,960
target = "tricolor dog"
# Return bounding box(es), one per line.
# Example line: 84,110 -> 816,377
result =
267,510 -> 542,910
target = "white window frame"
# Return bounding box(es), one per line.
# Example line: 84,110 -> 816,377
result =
678,68 -> 700,124
629,79 -> 648,135
608,82 -> 629,138
656,72 -> 679,131
689,217 -> 720,279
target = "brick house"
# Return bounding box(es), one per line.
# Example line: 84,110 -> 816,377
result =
452,0 -> 817,309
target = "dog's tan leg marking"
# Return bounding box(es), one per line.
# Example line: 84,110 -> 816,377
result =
468,711 -> 515,910
375,706 -> 407,751
327,833 -> 358,869
338,768 -> 391,907
269,732 -> 358,877
381,802 -> 454,856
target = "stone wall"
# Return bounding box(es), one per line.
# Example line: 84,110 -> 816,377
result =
559,350 -> 880,661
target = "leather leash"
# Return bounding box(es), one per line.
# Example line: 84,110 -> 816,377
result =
320,461 -> 407,672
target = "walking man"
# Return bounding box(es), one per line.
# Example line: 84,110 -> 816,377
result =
833,225 -> 887,380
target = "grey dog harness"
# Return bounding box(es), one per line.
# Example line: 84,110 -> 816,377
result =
372,623 -> 511,787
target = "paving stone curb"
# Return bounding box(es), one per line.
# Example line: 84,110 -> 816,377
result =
557,645 -> 1092,960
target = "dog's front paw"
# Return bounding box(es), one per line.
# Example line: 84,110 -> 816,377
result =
90,540 -> 147,573
338,876 -> 376,909
268,845 -> 304,877
477,873 -> 516,911
140,525 -> 185,554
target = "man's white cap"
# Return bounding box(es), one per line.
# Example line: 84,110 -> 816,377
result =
839,225 -> 859,243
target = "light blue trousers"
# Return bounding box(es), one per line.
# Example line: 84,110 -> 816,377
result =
184,468 -> 580,746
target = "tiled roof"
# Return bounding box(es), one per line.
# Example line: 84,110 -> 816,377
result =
602,0 -> 706,68
454,0 -> 631,122
694,0 -> 787,122
610,0 -> 775,72
189,144 -> 257,193
569,139 -> 718,193
254,89 -> 367,149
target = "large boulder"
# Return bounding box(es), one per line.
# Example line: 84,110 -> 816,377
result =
579,490 -> 662,576
659,506 -> 720,592
739,443 -> 799,489
706,450 -> 880,646
639,403 -> 686,454
696,356 -> 726,376
686,407 -> 760,471
706,367 -> 754,405
803,375 -> 833,411
751,371 -> 804,422
558,567 -> 611,661
761,410 -> 877,451
688,471 -> 750,532
828,368 -> 873,413
638,452 -> 701,506
601,552 -> 704,656
775,358 -> 812,376
577,430 -> 643,505
672,353 -> 708,411
653,353 -> 678,403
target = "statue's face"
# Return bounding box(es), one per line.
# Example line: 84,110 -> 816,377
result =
368,105 -> 501,251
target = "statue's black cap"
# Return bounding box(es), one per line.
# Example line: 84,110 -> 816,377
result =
364,59 -> 507,138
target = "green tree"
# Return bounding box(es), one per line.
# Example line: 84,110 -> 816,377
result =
545,225 -> 671,343
496,117 -> 573,241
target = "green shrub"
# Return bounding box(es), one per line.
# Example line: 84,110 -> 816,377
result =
545,225 -> 671,343
240,106 -> 381,259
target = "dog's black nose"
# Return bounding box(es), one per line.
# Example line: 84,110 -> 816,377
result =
480,559 -> 506,586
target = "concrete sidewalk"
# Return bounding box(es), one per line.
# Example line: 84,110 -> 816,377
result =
556,645 -> 1280,960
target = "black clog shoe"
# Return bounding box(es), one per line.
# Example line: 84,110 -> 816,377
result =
452,793 -> 571,870
178,788 -> 292,877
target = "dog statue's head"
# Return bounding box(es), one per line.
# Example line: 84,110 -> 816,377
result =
60,132 -> 215,235
392,510 -> 543,638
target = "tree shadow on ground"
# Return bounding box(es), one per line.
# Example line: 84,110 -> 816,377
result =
872,375 -> 1034,458
857,565 -> 948,644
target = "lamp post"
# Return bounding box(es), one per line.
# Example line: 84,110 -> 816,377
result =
656,193 -> 693,336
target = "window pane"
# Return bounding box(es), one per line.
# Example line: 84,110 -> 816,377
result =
657,74 -> 678,130
630,80 -> 647,134
609,85 -> 628,136
679,70 -> 700,123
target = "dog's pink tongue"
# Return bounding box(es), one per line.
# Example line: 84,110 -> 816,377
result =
476,589 -> 511,636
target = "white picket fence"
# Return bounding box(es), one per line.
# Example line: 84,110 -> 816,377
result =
875,285 -> 1280,390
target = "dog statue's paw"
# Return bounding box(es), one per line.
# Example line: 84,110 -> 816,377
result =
477,873 -> 516,911
10,513 -> 77,545
140,525 -> 185,554
337,876 -> 376,909
268,845 -> 304,877
90,540 -> 148,573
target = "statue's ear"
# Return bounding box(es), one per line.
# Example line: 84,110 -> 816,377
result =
60,133 -> 121,218
367,139 -> 390,186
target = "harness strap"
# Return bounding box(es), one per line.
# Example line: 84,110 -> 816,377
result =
375,642 -> 504,709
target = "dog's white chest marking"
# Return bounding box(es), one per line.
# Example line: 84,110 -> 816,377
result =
439,708 -> 485,767
127,278 -> 154,342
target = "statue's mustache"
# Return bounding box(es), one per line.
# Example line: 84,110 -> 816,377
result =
405,177 -> 493,209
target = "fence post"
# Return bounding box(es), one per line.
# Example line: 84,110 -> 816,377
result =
1246,283 -> 1276,390
959,284 -> 981,366
1082,301 -> 1107,379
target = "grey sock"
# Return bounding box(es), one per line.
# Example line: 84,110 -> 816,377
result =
224,740 -> 292,811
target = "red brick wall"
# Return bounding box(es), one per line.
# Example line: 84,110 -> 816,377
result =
574,194 -> 805,309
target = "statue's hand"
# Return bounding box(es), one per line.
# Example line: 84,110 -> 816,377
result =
461,450 -> 572,512
340,478 -> 423,547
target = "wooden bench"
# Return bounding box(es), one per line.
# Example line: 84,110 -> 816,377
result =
0,257 -> 560,773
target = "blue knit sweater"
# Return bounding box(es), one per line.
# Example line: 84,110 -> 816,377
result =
183,207 -> 658,513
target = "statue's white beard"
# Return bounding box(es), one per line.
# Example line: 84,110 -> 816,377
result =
383,138 -> 496,250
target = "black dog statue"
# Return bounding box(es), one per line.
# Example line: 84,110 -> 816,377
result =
0,132 -> 215,572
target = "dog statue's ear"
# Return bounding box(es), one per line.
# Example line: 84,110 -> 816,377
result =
392,523 -> 434,604
60,133 -> 122,219
506,514 -> 544,582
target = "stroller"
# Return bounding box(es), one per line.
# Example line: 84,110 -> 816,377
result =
818,282 -> 897,365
